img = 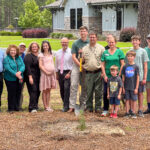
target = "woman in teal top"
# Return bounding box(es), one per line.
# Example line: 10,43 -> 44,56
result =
4,45 -> 25,112
101,37 -> 125,116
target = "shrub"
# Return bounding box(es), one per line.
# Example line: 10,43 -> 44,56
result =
50,32 -> 75,39
22,29 -> 48,38
6,24 -> 14,29
120,27 -> 137,42
65,33 -> 74,39
0,31 -> 22,36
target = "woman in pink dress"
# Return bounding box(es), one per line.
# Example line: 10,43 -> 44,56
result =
39,41 -> 56,112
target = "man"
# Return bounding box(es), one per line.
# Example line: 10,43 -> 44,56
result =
55,38 -> 73,112
68,26 -> 89,112
19,43 -> 26,110
82,31 -> 105,112
0,49 -> 4,112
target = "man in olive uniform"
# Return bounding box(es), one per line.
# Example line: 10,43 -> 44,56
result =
82,31 -> 105,112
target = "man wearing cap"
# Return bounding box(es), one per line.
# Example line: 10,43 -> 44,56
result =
82,31 -> 105,113
0,48 -> 4,112
19,43 -> 26,110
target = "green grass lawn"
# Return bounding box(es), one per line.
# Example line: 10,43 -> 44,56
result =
0,36 -> 132,54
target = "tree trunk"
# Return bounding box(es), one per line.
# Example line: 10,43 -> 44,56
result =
137,0 -> 150,47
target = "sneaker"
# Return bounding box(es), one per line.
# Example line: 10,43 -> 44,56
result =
131,113 -> 137,119
144,109 -> 150,114
109,113 -> 113,118
129,109 -> 133,116
124,113 -> 130,118
138,110 -> 144,117
31,109 -> 37,113
46,107 -> 54,112
113,113 -> 118,118
101,111 -> 108,117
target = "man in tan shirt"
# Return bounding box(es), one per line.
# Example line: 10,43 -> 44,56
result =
82,31 -> 105,113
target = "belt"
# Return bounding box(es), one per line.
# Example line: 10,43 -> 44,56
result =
58,70 -> 70,73
86,68 -> 101,74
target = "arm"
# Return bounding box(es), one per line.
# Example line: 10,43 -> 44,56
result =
122,75 -> 125,94
134,75 -> 139,94
143,62 -> 147,85
119,59 -> 124,76
39,57 -> 50,75
118,87 -> 122,100
72,54 -> 80,67
18,57 -> 25,73
101,61 -> 108,82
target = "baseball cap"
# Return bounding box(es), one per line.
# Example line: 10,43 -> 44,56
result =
19,43 -> 26,47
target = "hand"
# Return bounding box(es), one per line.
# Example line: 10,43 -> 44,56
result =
65,73 -> 70,79
56,73 -> 59,80
16,71 -> 21,78
142,79 -> 146,85
107,95 -> 110,99
123,88 -> 125,94
104,76 -> 108,82
118,94 -> 121,100
134,89 -> 138,94
78,49 -> 82,54
29,76 -> 34,85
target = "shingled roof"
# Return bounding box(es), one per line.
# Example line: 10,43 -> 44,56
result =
44,0 -> 138,8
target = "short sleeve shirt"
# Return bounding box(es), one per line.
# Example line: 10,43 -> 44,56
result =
131,47 -> 149,81
122,63 -> 139,91
71,39 -> 89,58
145,47 -> 150,81
101,49 -> 125,78
107,76 -> 123,97
82,43 -> 105,71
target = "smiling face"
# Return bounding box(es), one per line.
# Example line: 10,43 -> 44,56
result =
80,29 -> 88,40
108,38 -> 116,49
42,43 -> 49,52
89,34 -> 97,46
19,45 -> 26,55
110,69 -> 118,77
61,38 -> 69,51
131,39 -> 140,49
31,43 -> 39,53
127,54 -> 135,63
10,47 -> 17,58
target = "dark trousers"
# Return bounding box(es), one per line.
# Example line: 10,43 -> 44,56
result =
5,79 -> 22,111
0,73 -> 3,107
103,81 -> 109,111
26,79 -> 40,112
58,70 -> 70,110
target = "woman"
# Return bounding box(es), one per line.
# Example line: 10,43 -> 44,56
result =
39,41 -> 56,112
101,37 -> 125,116
24,42 -> 40,113
4,45 -> 25,112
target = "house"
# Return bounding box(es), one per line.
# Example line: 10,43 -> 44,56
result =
44,0 -> 139,37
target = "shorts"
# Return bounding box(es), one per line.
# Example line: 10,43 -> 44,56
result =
125,90 -> 138,101
146,81 -> 150,89
110,97 -> 120,105
138,81 -> 145,93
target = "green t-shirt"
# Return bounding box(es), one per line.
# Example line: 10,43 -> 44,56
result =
101,49 -> 125,78
71,39 -> 89,58
145,47 -> 150,81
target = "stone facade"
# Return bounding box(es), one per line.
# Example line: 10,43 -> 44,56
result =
102,31 -> 121,40
64,17 -> 70,30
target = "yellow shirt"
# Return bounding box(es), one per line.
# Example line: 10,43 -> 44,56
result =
82,43 -> 105,71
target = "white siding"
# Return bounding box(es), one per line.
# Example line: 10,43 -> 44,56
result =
102,7 -> 116,31
123,4 -> 138,28
53,10 -> 65,29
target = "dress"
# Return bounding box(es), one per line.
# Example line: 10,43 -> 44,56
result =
39,53 -> 56,91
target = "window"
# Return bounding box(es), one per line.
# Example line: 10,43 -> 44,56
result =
70,8 -> 82,29
70,9 -> 76,29
116,10 -> 122,30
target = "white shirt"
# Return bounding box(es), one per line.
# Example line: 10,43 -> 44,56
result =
55,47 -> 73,72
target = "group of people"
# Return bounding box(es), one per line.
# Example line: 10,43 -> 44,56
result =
0,25 -> 150,119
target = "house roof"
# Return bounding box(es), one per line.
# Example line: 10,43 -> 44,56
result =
44,0 -> 138,8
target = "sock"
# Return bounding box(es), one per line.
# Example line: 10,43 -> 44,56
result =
148,103 -> 150,110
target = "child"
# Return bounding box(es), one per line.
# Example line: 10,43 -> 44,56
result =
39,41 -> 56,112
107,65 -> 123,118
122,50 -> 139,118
130,35 -> 149,117
144,34 -> 150,114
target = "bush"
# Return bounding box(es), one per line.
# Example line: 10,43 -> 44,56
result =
120,27 -> 137,42
0,31 -> 22,36
22,29 -> 48,38
6,24 -> 14,29
50,32 -> 75,39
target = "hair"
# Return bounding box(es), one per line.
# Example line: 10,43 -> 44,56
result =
41,41 -> 52,54
110,65 -> 118,71
109,36 -> 117,43
131,35 -> 141,41
27,42 -> 40,54
89,31 -> 97,37
79,26 -> 88,31
126,50 -> 136,57
6,44 -> 19,57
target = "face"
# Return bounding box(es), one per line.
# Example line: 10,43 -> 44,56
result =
131,39 -> 140,48
127,54 -> 135,63
61,38 -> 69,50
147,38 -> 150,44
89,34 -> 97,45
110,69 -> 118,77
31,43 -> 39,53
43,43 -> 49,52
106,35 -> 113,43
19,45 -> 26,54
108,38 -> 116,49
80,29 -> 88,39
10,47 -> 17,57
